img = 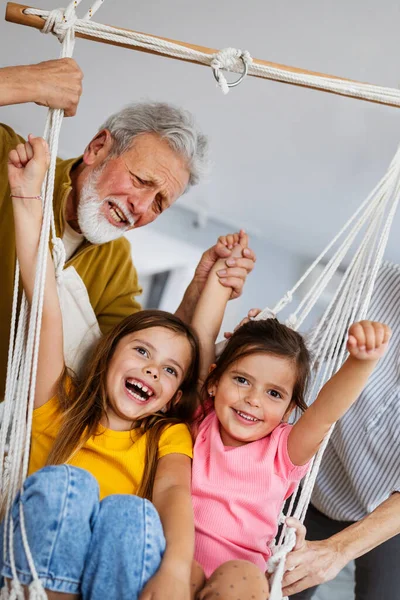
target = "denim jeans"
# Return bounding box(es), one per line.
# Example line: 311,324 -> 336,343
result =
0,465 -> 166,599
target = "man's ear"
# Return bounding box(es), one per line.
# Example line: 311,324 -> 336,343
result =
83,129 -> 114,167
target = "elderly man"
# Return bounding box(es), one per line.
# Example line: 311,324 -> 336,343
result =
0,59 -> 256,396
284,262 -> 400,600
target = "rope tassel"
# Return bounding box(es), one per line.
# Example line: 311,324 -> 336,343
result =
0,585 -> 10,600
29,580 -> 48,599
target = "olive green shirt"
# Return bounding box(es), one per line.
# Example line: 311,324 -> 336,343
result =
0,123 -> 142,398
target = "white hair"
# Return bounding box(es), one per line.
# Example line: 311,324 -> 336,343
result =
100,102 -> 209,189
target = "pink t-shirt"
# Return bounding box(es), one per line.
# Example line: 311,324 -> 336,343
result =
192,411 -> 310,576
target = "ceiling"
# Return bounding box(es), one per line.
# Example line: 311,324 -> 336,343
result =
2,0 -> 400,262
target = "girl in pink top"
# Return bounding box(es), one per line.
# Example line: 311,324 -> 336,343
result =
190,232 -> 391,600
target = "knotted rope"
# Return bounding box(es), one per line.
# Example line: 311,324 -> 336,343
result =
2,4 -> 400,599
21,6 -> 400,106
0,3 -> 106,598
211,48 -> 252,94
265,143 -> 400,599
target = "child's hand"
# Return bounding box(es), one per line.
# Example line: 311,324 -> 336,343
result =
139,566 -> 190,600
8,135 -> 50,197
215,229 -> 252,293
217,229 -> 248,258
224,307 -> 262,339
347,321 -> 391,361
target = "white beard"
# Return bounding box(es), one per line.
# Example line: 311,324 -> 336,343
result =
77,165 -> 133,245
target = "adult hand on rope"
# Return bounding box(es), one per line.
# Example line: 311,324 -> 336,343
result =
31,58 -> 83,116
8,135 -> 50,196
282,535 -> 346,596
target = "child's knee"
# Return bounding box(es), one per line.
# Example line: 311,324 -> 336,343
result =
198,560 -> 269,600
23,465 -> 99,508
97,495 -> 165,553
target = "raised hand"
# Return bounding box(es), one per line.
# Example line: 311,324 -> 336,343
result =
8,135 -> 50,197
32,58 -> 83,116
193,230 -> 256,300
347,321 -> 391,361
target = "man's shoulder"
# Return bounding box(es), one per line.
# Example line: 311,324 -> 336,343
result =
111,235 -> 132,255
0,123 -> 25,157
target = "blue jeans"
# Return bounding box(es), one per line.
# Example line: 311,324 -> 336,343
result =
0,465 -> 166,598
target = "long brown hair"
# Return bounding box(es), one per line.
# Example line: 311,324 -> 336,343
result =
203,318 -> 310,414
47,310 -> 200,500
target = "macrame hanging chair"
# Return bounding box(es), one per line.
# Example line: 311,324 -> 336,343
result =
1,2 -> 400,598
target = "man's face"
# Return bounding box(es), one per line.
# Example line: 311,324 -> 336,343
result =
77,133 -> 190,244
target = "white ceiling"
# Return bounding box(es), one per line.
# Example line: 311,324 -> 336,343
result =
2,0 -> 400,262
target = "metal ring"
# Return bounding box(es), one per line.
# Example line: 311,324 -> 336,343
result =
212,55 -> 249,89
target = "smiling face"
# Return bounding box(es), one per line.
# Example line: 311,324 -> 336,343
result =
77,132 -> 190,244
209,353 -> 297,447
105,326 -> 193,430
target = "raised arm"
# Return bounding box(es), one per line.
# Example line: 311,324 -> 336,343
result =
191,231 -> 249,384
288,321 -> 391,466
175,234 -> 256,325
0,59 -> 83,116
8,136 -> 65,407
140,453 -> 194,600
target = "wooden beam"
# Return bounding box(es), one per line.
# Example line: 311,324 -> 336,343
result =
5,2 -> 399,108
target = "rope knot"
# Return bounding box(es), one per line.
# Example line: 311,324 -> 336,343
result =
42,7 -> 77,43
28,580 -> 48,600
211,48 -> 252,94
2,453 -> 12,496
8,580 -> 24,600
254,307 -> 276,321
285,314 -> 298,329
266,525 -> 296,573
52,237 -> 66,279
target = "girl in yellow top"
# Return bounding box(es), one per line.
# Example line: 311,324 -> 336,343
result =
1,136 -> 203,600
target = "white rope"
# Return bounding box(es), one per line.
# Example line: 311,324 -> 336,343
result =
22,7 -> 400,106
2,5 -> 400,600
0,1 -> 108,596
266,147 -> 400,599
211,48 -> 252,94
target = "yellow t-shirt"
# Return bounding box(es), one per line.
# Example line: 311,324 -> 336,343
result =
29,396 -> 193,500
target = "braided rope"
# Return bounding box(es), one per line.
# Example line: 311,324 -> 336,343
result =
0,2 -> 107,597
22,7 -> 400,105
267,148 -> 400,599
2,4 -> 400,599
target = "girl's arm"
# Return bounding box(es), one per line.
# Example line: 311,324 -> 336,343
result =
288,321 -> 391,466
139,453 -> 193,600
191,231 -> 249,385
8,136 -> 65,408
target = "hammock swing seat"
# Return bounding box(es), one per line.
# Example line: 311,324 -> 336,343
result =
2,2 -> 400,598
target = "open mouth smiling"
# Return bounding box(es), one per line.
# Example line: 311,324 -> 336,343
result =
233,408 -> 261,423
125,378 -> 155,403
107,200 -> 131,226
